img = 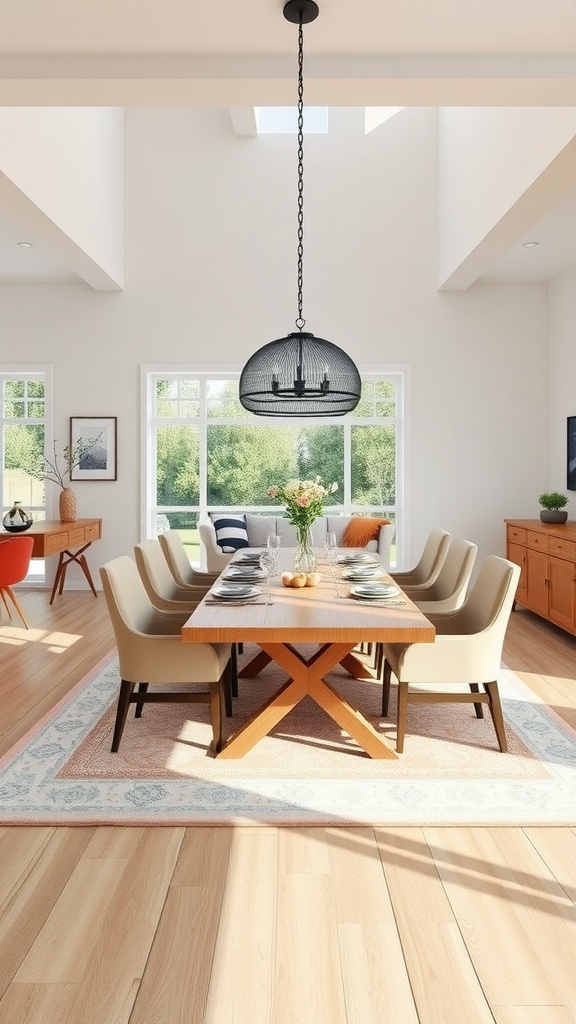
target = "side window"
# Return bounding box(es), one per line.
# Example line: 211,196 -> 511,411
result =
1,369 -> 49,581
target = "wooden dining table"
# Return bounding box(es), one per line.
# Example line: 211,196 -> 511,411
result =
181,552 -> 435,760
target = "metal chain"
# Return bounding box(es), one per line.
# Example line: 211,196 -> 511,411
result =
295,16 -> 306,332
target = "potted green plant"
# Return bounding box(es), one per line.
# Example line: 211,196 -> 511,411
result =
538,491 -> 569,524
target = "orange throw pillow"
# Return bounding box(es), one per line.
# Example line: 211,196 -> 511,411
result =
342,516 -> 392,548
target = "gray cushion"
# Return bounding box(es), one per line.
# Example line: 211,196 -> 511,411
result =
276,517 -> 327,546
245,514 -> 277,547
326,515 -> 350,545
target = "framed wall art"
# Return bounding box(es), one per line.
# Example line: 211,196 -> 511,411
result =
568,416 -> 576,491
70,416 -> 117,481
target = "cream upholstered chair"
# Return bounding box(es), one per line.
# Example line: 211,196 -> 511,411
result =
134,539 -> 208,613
403,538 -> 478,614
374,537 -> 477,679
100,556 -> 233,754
380,555 -> 520,753
135,538 -> 239,705
158,530 -> 219,590
390,529 -> 450,588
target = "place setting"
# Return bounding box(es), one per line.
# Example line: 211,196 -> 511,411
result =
222,564 -> 267,583
336,551 -> 380,566
347,580 -> 406,605
205,582 -> 268,605
341,563 -> 386,581
233,551 -> 265,566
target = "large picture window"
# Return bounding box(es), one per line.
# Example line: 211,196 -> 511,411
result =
143,369 -> 406,566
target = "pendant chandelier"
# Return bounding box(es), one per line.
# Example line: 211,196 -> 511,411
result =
238,0 -> 361,418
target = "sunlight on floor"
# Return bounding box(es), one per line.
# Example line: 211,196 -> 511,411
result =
0,624 -> 83,653
166,719 -> 212,775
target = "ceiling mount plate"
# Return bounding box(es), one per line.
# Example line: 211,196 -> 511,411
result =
283,1 -> 319,26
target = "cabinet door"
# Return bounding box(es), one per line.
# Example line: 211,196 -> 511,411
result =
507,541 -> 527,605
549,556 -> 576,632
525,548 -> 549,618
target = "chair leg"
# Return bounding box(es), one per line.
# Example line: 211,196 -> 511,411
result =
209,671 -> 225,754
396,681 -> 409,753
135,683 -> 149,718
382,660 -> 392,717
231,643 -> 239,697
469,683 -> 484,719
111,679 -> 136,752
223,660 -> 233,718
374,642 -> 384,681
0,589 -> 13,620
3,586 -> 29,628
485,680 -> 508,752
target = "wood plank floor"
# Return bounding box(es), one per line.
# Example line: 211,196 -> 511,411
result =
1,590 -> 575,1024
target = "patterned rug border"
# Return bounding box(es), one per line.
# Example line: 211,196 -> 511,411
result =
1,654 -> 575,827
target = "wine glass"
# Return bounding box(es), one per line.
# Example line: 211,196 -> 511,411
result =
267,533 -> 281,573
260,549 -> 275,604
324,531 -> 340,597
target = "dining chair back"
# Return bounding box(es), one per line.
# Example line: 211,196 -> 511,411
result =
158,530 -> 218,589
404,537 -> 478,614
391,528 -> 450,588
134,538 -> 207,613
0,535 -> 34,628
380,555 -> 520,752
100,555 -> 232,754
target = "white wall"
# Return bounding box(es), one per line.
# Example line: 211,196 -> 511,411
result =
0,106 -> 547,584
439,108 -> 576,287
547,263 -> 576,514
0,107 -> 124,287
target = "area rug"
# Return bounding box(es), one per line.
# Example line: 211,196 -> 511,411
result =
1,647 -> 575,826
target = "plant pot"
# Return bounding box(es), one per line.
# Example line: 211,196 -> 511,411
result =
539,510 -> 568,524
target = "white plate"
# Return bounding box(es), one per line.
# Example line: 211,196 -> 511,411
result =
342,566 -> 384,580
234,553 -> 263,564
350,583 -> 400,600
224,567 -> 266,581
337,552 -> 379,564
210,584 -> 263,600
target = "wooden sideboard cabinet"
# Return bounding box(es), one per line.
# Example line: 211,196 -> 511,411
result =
505,519 -> 576,636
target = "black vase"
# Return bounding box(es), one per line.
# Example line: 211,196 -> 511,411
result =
3,501 -> 33,533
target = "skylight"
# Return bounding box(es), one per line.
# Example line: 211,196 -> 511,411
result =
255,107 -> 329,134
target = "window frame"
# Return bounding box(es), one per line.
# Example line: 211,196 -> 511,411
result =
0,364 -> 54,585
141,364 -> 410,566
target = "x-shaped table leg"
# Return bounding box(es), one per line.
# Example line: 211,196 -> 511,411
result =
217,641 -> 397,759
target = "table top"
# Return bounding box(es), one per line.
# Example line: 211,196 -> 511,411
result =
2,518 -> 101,536
182,552 -> 435,646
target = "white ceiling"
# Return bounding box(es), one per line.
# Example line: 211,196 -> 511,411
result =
1,0 -> 576,285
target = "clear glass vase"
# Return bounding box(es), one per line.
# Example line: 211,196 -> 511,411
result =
293,525 -> 317,574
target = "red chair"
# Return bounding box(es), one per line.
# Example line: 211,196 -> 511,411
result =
0,535 -> 34,628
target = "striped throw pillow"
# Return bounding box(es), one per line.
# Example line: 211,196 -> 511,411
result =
210,513 -> 249,553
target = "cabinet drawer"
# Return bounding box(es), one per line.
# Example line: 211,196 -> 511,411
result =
68,527 -> 86,546
507,525 -> 527,544
549,537 -> 576,560
85,521 -> 101,541
526,530 -> 549,552
45,532 -> 68,555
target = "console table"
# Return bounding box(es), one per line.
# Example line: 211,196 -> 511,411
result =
4,519 -> 102,604
505,518 -> 576,635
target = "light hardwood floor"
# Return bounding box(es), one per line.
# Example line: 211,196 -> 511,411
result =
1,590 -> 575,1024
